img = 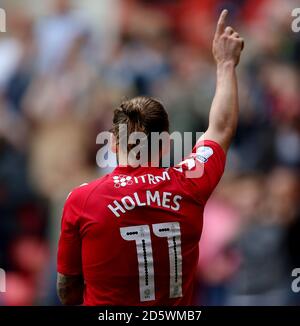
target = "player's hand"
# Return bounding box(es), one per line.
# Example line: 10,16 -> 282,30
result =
212,10 -> 244,67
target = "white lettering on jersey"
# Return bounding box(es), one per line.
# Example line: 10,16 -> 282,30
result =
134,192 -> 146,206
162,192 -> 171,208
112,171 -> 170,188
108,200 -> 126,217
108,191 -> 183,217
121,196 -> 136,210
172,195 -> 182,211
172,146 -> 214,173
146,190 -> 161,206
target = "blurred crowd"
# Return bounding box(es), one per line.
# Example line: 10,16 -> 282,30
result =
0,0 -> 299,305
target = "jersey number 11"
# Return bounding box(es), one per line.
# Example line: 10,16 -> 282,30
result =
120,222 -> 182,302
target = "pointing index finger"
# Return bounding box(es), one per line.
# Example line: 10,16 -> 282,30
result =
215,9 -> 228,37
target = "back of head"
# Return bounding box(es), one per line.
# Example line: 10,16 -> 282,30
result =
112,96 -> 169,155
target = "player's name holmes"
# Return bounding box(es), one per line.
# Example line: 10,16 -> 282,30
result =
98,309 -> 202,322
108,191 -> 182,217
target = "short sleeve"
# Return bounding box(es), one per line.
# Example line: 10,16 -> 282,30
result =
171,139 -> 226,204
57,189 -> 84,275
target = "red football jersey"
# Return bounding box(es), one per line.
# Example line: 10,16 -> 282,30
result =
57,140 -> 226,305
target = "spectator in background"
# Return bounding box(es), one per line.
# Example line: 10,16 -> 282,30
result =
197,177 -> 242,306
225,170 -> 298,306
0,7 -> 49,305
0,0 -> 299,305
103,6 -> 171,95
35,0 -> 91,75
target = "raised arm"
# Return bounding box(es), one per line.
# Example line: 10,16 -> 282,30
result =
201,10 -> 244,152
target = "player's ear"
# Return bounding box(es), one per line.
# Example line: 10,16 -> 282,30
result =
110,133 -> 117,153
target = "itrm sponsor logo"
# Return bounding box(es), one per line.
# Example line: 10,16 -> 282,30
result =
0,268 -> 5,292
0,8 -> 6,32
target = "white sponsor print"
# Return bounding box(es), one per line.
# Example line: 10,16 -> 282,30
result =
173,146 -> 214,174
113,175 -> 133,188
112,171 -> 170,188
176,158 -> 196,171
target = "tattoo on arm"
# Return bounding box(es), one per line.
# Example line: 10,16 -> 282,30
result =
57,273 -> 84,305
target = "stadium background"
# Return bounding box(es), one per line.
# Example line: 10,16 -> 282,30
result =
0,0 -> 299,305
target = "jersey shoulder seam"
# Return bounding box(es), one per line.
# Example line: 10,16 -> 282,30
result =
80,175 -> 109,216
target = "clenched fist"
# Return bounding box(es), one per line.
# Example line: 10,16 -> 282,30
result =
213,10 -> 244,67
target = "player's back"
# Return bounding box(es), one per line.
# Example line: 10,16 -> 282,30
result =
57,140 -> 226,305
